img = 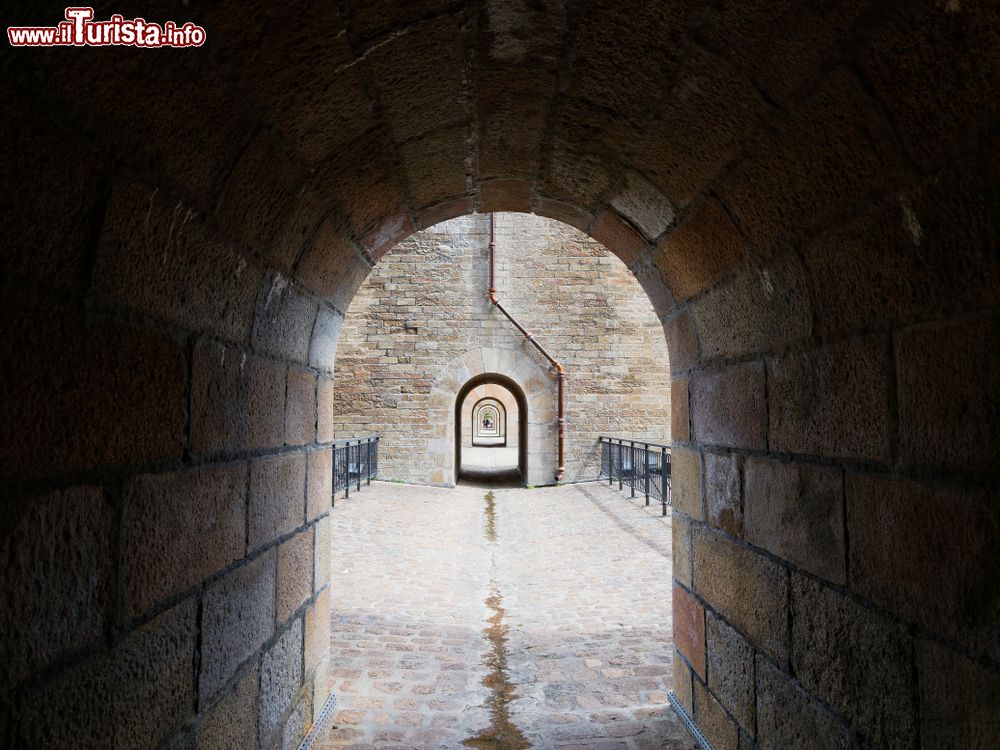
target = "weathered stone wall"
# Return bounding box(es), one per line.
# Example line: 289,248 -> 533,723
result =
331,213 -> 672,484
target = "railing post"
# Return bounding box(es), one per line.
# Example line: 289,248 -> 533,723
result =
607,439 -> 613,485
617,440 -> 623,491
644,443 -> 650,506
331,445 -> 337,509
367,438 -> 372,485
630,441 -> 636,498
661,445 -> 668,517
356,440 -> 362,492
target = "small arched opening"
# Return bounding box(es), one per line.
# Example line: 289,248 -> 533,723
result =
455,374 -> 527,486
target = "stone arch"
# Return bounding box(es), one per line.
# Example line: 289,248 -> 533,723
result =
428,347 -> 556,487
470,396 -> 506,446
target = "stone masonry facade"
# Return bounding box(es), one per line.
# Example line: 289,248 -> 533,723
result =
332,213 -> 671,484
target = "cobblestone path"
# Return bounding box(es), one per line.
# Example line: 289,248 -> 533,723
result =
314,481 -> 697,750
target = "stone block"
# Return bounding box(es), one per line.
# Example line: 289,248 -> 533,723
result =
671,378 -> 689,442
1,487 -> 112,688
635,49 -> 767,208
200,552 -> 276,705
664,311 -> 699,374
317,377 -> 335,443
706,611 -> 754,731
655,198 -> 746,303
0,292 -> 185,477
314,516 -> 332,593
195,664 -> 259,750
296,221 -> 371,312
400,127 -> 470,209
477,70 -> 555,180
672,512 -> 693,587
282,694 -> 310,750
309,306 -> 345,372
847,474 -> 1000,662
608,170 -> 675,241
767,335 -> 891,462
0,85 -> 104,291
249,453 -> 306,552
755,656 -> 857,750
692,678 -> 738,750
673,649 -> 693,715
591,209 -> 647,268
717,69 -> 903,256
693,528 -> 788,665
691,253 -> 811,361
307,449 -> 333,522
670,448 -> 702,521
478,178 -> 533,214
260,619 -> 304,738
803,154 -> 1000,336
896,314 -> 1000,473
277,530 -> 314,624
253,272 -> 317,364
704,452 -> 742,538
791,574 -> 915,750
285,368 -> 317,447
95,180 -> 263,344
690,362 -> 766,450
672,584 -> 706,679
21,598 -> 196,748
743,458 -> 845,585
191,339 -> 286,456
918,640 -> 1000,750
305,587 -> 332,675
120,463 -> 247,621
861,0 -> 1000,167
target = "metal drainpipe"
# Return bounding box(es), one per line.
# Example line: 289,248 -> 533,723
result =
487,213 -> 566,481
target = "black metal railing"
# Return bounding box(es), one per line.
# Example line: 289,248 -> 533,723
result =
332,436 -> 379,505
599,437 -> 672,515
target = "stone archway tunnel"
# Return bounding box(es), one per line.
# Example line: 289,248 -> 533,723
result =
1,2 -> 998,748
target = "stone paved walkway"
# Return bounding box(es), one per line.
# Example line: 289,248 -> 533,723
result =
314,481 -> 697,750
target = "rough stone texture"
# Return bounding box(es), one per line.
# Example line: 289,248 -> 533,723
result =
609,169 -> 675,240
21,599 -> 196,749
635,48 -> 767,209
253,272 -> 317,364
691,253 -> 811,361
918,640 -> 1000,750
861,0 -> 999,168
191,339 -> 286,456
314,517 -> 332,595
309,306 -> 345,372
201,552 -> 276,705
305,586 -> 331,675
743,458 -> 845,585
1,487 -> 112,688
332,213 -> 671,483
260,619 -> 304,739
195,664 -> 259,750
768,335 -> 891,462
249,452 -> 306,552
706,611 -> 754,731
756,656 -> 857,750
664,310 -> 700,374
717,69 -> 903,256
590,208 -> 648,268
655,198 -> 746,303
285,368 -> 317,447
792,574 -> 915,750
674,650 -> 694,716
704,452 -> 742,538
896,314 -> 1000,473
120,463 -> 247,621
673,584 -> 706,679
277,530 -> 314,624
671,448 -> 703,521
317,377 -> 336,443
282,694 -> 310,750
671,378 -> 690,442
297,221 -> 371,312
0,292 -> 185,477
306,448 -> 333,521
847,474 -> 1000,663
692,677 -> 738,750
693,528 -> 788,666
0,85 -> 105,291
690,362 -> 767,450
673,512 -> 693,588
94,180 -> 264,344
